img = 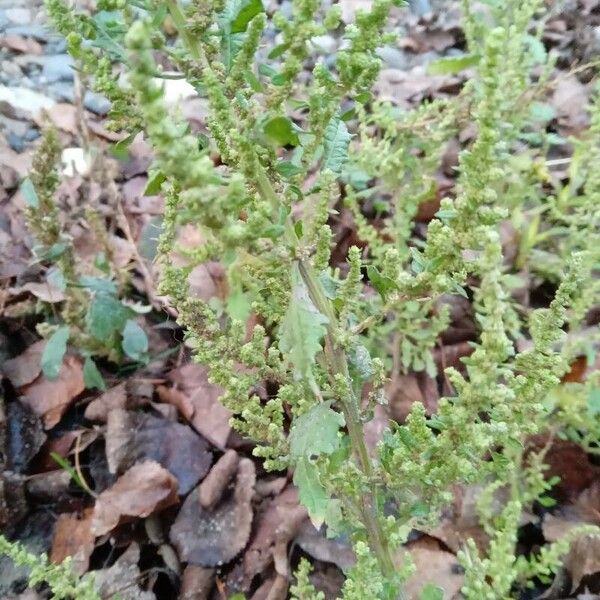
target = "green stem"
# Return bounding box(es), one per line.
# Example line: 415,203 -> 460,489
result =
164,2 -> 403,595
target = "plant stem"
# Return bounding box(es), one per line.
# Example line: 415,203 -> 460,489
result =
165,2 -> 404,595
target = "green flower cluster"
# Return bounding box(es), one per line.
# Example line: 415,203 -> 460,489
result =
29,0 -> 600,597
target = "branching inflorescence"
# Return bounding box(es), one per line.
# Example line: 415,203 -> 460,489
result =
20,0 -> 600,597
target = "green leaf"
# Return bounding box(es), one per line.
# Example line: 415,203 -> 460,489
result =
20,177 -> 39,208
144,170 -> 167,195
367,265 -> 398,301
121,320 -> 148,361
263,116 -> 300,147
275,160 -> 303,178
50,452 -> 87,493
294,457 -> 331,527
410,501 -> 430,518
419,583 -> 444,600
322,116 -> 351,174
427,53 -> 480,75
268,42 -> 289,59
47,268 -> 66,291
86,293 -> 130,340
79,275 -> 118,294
289,401 -> 345,459
279,263 -> 329,382
538,495 -> 557,508
111,131 -> 138,160
83,356 -> 106,391
218,0 -> 264,70
230,0 -> 263,33
41,326 -> 70,380
588,388 -> 600,416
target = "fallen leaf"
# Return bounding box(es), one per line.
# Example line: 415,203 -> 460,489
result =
168,364 -> 232,448
198,449 -> 239,509
543,481 -> 600,543
20,356 -> 85,429
156,385 -> 194,421
93,542 -> 156,600
564,534 -> 600,593
50,509 -> 95,575
84,383 -> 131,422
179,565 -> 214,600
6,400 -> 46,473
105,409 -> 212,495
295,520 -> 355,571
1,340 -> 45,388
551,76 -> 591,135
187,262 -> 227,302
528,437 -> 600,501
403,537 -> 464,600
0,472 -> 27,528
387,373 -> 424,423
243,486 -> 308,587
12,280 -> 66,303
170,458 -> 255,567
91,461 -> 179,536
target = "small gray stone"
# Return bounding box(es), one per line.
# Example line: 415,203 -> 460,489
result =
312,34 -> 337,55
84,90 -> 111,115
45,36 -> 67,54
0,85 -> 55,116
408,0 -> 431,15
376,46 -> 410,70
24,127 -> 39,142
6,131 -> 24,152
0,113 -> 28,136
1,59 -> 22,79
5,24 -> 49,41
41,54 -> 74,83
4,7 -> 30,25
0,11 -> 10,31
47,80 -> 74,102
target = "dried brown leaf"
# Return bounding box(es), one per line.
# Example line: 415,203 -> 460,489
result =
50,509 -> 95,575
20,356 -> 85,429
168,364 -> 232,448
243,486 -> 307,587
93,542 -> 156,600
106,409 -> 212,495
170,458 -> 255,567
2,341 -> 45,388
403,538 -> 464,600
91,461 -> 178,536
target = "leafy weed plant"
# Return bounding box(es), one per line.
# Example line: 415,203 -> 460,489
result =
21,128 -> 151,391
9,0 -> 600,598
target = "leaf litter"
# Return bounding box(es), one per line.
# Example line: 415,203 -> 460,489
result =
2,0 -> 600,598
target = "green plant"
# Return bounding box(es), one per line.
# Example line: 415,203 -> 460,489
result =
0,536 -> 99,600
22,129 -> 150,390
40,0 -> 600,598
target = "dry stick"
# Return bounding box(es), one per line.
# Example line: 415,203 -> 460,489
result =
164,2 -> 405,595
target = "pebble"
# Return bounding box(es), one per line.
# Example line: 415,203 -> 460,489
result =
5,24 -> 49,42
47,80 -> 73,103
6,131 -> 24,151
41,53 -> 74,83
84,91 -> 111,115
377,46 -> 410,70
0,11 -> 10,31
311,34 -> 337,55
4,7 -> 30,25
1,58 -> 22,78
0,84 -> 55,116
